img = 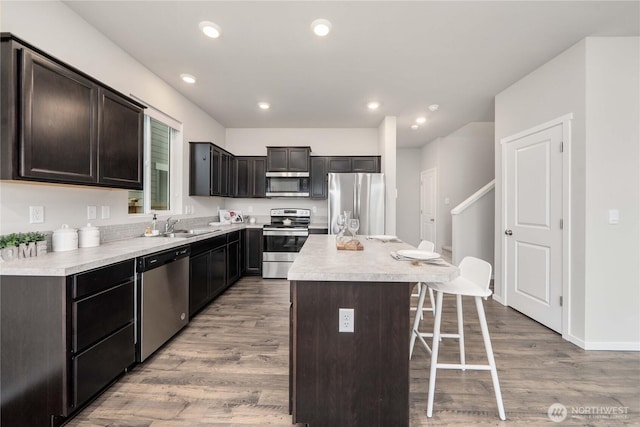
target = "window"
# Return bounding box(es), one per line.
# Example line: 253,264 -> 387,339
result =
128,106 -> 182,215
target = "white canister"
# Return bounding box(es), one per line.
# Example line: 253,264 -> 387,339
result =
78,223 -> 100,248
52,224 -> 78,252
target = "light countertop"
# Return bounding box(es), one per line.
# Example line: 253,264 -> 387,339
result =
0,224 -> 247,277
287,235 -> 458,283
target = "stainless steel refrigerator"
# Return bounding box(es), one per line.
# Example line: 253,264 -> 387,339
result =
328,173 -> 385,235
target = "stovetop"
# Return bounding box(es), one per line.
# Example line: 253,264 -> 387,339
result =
266,208 -> 311,228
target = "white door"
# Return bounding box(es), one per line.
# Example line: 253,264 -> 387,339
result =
420,169 -> 437,245
504,123 -> 563,332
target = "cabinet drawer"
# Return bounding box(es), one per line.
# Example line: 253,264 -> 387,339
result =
73,323 -> 135,408
73,260 -> 134,299
73,281 -> 134,352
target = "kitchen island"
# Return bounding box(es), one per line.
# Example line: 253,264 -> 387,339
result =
287,235 -> 458,427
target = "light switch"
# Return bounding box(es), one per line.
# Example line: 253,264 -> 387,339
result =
608,209 -> 619,225
87,205 -> 97,220
444,197 -> 450,205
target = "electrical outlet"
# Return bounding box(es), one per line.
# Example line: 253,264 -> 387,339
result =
101,206 -> 110,219
87,205 -> 97,220
339,308 -> 355,333
29,206 -> 44,224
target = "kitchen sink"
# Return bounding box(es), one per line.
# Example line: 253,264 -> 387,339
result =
163,229 -> 221,238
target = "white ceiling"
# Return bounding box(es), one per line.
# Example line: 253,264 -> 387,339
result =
63,1 -> 639,148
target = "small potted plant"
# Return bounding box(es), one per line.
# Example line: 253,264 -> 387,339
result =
0,232 -> 47,262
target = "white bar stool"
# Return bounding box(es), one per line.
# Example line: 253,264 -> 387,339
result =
425,256 -> 506,420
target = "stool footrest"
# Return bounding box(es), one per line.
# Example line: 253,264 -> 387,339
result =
437,363 -> 492,371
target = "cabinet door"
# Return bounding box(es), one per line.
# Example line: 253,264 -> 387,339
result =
327,157 -> 352,173
228,156 -> 236,197
267,147 -> 289,172
209,246 -> 227,298
252,157 -> 266,197
352,156 -> 380,173
20,49 -> 98,184
220,152 -> 229,196
98,89 -> 143,189
310,157 -> 327,199
288,147 -> 310,172
227,240 -> 240,286
189,251 -> 210,317
235,157 -> 250,197
189,143 -> 212,196
210,147 -> 222,195
245,228 -> 263,275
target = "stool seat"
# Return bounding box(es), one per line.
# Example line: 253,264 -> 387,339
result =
428,276 -> 492,298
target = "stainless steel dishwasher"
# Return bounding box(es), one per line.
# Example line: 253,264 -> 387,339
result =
136,245 -> 190,362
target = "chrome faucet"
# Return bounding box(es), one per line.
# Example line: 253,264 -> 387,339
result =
165,217 -> 180,233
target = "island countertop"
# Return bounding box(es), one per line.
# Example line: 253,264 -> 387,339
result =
287,234 -> 458,283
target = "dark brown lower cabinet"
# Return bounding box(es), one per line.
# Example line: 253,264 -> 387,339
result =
0,260 -> 135,427
189,235 -> 227,318
290,280 -> 412,426
244,228 -> 263,275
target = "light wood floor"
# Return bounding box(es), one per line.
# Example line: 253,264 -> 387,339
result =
68,277 -> 640,426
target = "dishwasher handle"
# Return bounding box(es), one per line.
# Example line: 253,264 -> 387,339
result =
137,245 -> 191,272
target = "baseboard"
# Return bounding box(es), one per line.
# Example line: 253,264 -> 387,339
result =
583,341 -> 640,351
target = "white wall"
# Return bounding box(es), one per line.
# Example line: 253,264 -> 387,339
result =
379,117 -> 397,235
396,148 -> 422,246
0,0 -> 226,233
226,128 -> 378,156
420,123 -> 495,252
584,37 -> 639,348
495,37 -> 639,350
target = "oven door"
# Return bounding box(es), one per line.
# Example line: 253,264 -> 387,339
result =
263,228 -> 308,253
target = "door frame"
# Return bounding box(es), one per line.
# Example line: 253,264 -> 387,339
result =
420,168 -> 437,249
500,113 -> 572,339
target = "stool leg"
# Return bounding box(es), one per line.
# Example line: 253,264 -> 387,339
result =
456,294 -> 465,369
426,290 -> 444,417
428,288 -> 436,317
474,296 -> 506,421
409,283 -> 428,359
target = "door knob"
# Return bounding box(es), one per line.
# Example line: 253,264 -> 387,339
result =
430,218 -> 435,222
505,229 -> 513,236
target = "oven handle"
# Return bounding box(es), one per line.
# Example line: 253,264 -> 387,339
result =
264,229 -> 309,237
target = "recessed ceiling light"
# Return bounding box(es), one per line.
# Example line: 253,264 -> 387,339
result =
311,19 -> 332,37
416,117 -> 426,124
428,104 -> 440,112
180,74 -> 196,84
199,21 -> 221,38
258,102 -> 270,110
367,101 -> 380,110
411,124 -> 419,130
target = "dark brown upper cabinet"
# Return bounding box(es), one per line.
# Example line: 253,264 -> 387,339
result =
235,156 -> 266,198
266,146 -> 310,173
189,142 -> 234,197
310,156 -> 381,199
0,33 -> 144,190
98,89 -> 144,189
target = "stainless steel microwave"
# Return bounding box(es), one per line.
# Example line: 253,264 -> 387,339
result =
265,172 -> 310,197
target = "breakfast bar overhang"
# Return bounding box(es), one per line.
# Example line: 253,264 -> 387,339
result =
288,235 -> 458,426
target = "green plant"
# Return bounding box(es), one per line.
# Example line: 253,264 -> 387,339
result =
0,232 -> 45,249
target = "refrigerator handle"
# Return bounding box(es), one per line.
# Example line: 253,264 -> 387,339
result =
354,181 -> 360,219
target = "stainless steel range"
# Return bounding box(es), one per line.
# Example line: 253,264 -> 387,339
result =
262,208 -> 311,279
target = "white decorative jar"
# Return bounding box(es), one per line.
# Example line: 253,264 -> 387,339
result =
52,224 -> 78,252
78,223 -> 100,248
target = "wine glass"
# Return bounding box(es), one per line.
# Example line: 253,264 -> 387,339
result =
336,214 -> 345,237
348,218 -> 360,239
